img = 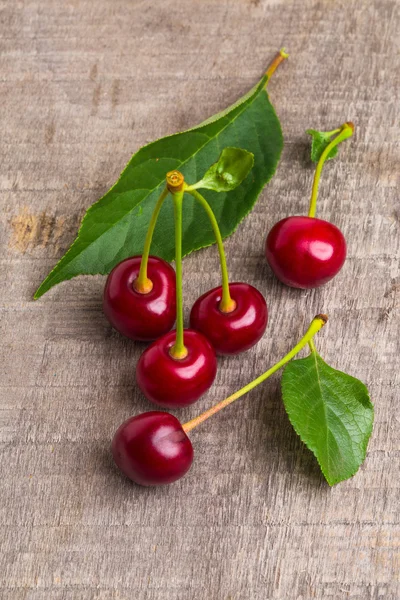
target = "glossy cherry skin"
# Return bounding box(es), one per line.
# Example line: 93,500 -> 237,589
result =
103,255 -> 176,341
112,411 -> 193,486
190,283 -> 268,355
136,329 -> 217,408
265,216 -> 347,289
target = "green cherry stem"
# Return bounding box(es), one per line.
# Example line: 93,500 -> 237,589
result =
265,47 -> 289,82
134,186 -> 169,293
167,171 -> 187,360
308,122 -> 354,218
186,188 -> 236,313
182,314 -> 328,433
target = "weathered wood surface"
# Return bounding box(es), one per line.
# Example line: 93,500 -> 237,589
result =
1,1 -> 399,598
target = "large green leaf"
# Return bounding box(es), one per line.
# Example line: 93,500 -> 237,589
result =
35,74 -> 283,298
281,350 -> 374,485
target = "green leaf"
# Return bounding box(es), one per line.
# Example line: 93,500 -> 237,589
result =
190,147 -> 254,192
281,351 -> 374,485
35,74 -> 283,298
306,129 -> 339,163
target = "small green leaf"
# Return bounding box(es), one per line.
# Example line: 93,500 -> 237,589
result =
191,147 -> 254,192
34,72 -> 283,299
281,351 -> 374,485
306,129 -> 339,163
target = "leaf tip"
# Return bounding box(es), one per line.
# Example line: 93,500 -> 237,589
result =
33,275 -> 53,300
33,286 -> 44,301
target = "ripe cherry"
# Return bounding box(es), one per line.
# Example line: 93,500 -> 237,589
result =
265,217 -> 346,288
103,255 -> 176,341
136,329 -> 217,408
112,411 -> 193,486
265,122 -> 354,289
190,282 -> 268,355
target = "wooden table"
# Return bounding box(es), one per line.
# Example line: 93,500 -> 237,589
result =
1,1 -> 399,598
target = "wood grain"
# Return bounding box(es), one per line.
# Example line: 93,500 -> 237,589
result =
0,0 -> 399,598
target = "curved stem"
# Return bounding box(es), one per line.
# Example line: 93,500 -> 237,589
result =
135,186 -> 169,293
265,48 -> 289,82
308,122 -> 354,218
170,189 -> 187,360
186,188 -> 236,313
182,314 -> 328,433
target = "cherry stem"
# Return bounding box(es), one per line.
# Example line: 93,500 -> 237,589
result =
308,122 -> 354,218
182,314 -> 328,433
169,184 -> 187,360
186,188 -> 236,313
135,186 -> 169,293
265,48 -> 289,82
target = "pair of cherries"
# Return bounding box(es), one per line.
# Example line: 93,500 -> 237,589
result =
103,256 -> 268,408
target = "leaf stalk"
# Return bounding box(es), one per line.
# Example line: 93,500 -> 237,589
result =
265,48 -> 289,81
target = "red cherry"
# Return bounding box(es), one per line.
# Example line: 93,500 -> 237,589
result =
190,283 -> 268,355
136,329 -> 217,408
265,216 -> 346,289
112,411 -> 193,486
103,255 -> 176,341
